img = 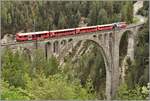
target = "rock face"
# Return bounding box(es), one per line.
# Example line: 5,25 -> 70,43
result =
1,34 -> 15,44
133,1 -> 143,16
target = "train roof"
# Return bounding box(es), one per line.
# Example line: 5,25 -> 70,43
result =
98,23 -> 114,27
17,31 -> 49,36
50,28 -> 75,32
76,26 -> 97,29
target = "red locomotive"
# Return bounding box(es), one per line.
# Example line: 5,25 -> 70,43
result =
16,22 -> 127,42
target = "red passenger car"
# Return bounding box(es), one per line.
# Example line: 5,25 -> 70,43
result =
16,31 -> 49,41
16,22 -> 127,42
76,26 -> 97,34
50,28 -> 76,37
97,24 -> 114,31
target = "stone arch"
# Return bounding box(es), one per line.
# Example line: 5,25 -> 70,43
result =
118,30 -> 134,46
104,33 -> 107,44
80,39 -> 111,99
60,40 -> 67,46
53,41 -> 59,53
119,30 -> 134,83
45,42 -> 51,48
68,38 -> 73,42
98,34 -> 102,40
109,32 -> 113,38
119,30 -> 134,61
85,39 -> 110,67
104,33 -> 107,39
93,34 -> 97,38
45,42 -> 51,59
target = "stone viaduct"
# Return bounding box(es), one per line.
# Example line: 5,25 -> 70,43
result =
1,23 -> 144,99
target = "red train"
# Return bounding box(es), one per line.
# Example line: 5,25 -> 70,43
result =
16,22 -> 127,41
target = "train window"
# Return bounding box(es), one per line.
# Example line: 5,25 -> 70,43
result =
58,32 -> 61,34
28,35 -> 32,40
19,36 -> 22,38
58,32 -> 62,34
32,35 -> 34,38
24,35 -> 28,38
37,34 -> 40,37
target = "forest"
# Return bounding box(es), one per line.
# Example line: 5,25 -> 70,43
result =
1,1 -> 149,100
1,1 -> 133,37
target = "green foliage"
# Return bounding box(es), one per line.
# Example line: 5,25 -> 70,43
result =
30,50 -> 59,77
1,48 -> 96,100
1,1 -> 148,100
97,9 -> 108,24
63,41 -> 106,99
1,1 -> 134,37
2,48 -> 30,88
1,79 -> 31,100
118,6 -> 149,99
45,55 -> 59,76
133,16 -> 140,24
119,17 -> 149,90
115,83 -> 150,100
131,20 -> 149,87
121,1 -> 133,24
26,73 -> 96,100
126,1 -> 133,23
